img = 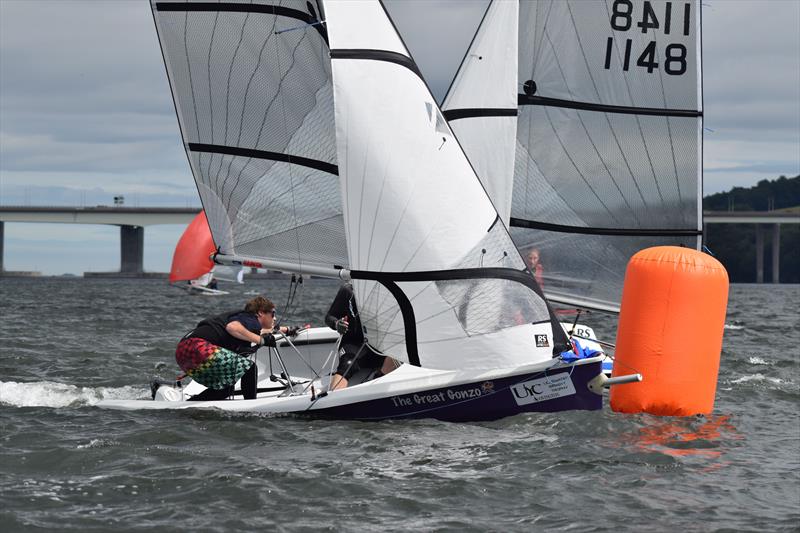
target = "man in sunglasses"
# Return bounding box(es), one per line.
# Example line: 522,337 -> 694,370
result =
175,295 -> 297,401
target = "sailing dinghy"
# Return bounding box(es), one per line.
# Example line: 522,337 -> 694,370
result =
98,0 -> 654,421
169,211 -> 243,295
443,0 -> 704,315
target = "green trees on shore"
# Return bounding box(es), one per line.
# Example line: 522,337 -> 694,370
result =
703,175 -> 799,283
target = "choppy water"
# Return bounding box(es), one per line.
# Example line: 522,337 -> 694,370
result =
1,279 -> 798,531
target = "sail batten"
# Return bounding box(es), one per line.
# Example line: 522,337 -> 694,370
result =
518,95 -> 702,117
188,142 -> 338,175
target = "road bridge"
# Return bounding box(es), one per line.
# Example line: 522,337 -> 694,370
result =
1,207 -> 797,281
0,206 -> 201,276
704,210 -> 799,283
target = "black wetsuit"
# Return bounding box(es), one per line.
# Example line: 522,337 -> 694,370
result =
325,284 -> 384,379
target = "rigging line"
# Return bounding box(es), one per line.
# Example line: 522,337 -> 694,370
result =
220,14 -> 283,213
205,11 -> 221,192
273,31 -> 304,271
563,2 -> 650,217
600,1 -> 665,210
543,27 -> 637,223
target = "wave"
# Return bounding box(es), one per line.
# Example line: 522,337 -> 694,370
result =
724,324 -> 744,330
729,374 -> 784,385
0,380 -> 145,408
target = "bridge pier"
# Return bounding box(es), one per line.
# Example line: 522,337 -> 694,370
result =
772,223 -> 780,284
120,225 -> 144,275
755,225 -> 764,283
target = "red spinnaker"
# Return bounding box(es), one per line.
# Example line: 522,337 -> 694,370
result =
169,211 -> 215,283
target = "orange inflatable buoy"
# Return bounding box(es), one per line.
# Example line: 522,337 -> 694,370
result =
610,246 -> 729,416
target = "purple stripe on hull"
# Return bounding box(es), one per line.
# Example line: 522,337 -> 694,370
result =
307,361 -> 603,422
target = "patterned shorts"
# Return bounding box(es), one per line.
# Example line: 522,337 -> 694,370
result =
175,337 -> 254,390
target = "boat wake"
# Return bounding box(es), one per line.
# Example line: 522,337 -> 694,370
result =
0,380 -> 145,408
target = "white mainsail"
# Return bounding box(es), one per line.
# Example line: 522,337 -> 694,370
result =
445,0 -> 703,312
324,0 -> 564,370
150,0 -> 347,270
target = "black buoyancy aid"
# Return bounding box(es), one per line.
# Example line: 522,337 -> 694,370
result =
189,309 -> 259,354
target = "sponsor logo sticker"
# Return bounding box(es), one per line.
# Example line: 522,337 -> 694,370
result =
535,334 -> 549,347
511,373 -> 576,406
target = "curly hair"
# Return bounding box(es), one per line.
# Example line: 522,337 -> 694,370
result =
244,296 -> 275,314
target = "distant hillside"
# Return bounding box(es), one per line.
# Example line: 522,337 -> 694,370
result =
705,175 -> 800,212
703,175 -> 799,283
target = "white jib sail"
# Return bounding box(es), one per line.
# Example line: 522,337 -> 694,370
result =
324,0 -> 563,371
442,0 -> 519,226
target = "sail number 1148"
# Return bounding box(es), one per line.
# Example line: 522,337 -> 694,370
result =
603,0 -> 692,76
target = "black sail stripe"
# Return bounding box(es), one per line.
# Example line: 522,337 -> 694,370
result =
510,217 -> 701,236
188,143 -> 338,176
519,94 -> 702,118
330,49 -> 423,81
442,108 -> 518,121
155,2 -> 328,42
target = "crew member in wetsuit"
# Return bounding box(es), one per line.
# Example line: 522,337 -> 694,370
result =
325,283 -> 398,390
175,296 -> 296,400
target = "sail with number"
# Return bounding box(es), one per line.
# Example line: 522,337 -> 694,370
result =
444,0 -> 703,312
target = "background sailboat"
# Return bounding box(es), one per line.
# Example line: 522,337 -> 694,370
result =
169,210 -> 242,295
443,0 -> 704,313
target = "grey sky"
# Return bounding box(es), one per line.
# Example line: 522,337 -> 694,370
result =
1,0 -> 798,274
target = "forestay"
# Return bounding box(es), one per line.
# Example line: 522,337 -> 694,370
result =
150,0 -> 347,270
446,0 -> 703,312
324,0 -> 567,370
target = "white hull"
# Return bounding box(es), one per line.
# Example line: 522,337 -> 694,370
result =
96,325 -> 612,421
182,285 -> 229,296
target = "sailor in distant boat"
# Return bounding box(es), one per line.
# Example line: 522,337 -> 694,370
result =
206,277 -> 218,290
175,296 -> 296,400
325,283 -> 398,390
527,248 -> 544,288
